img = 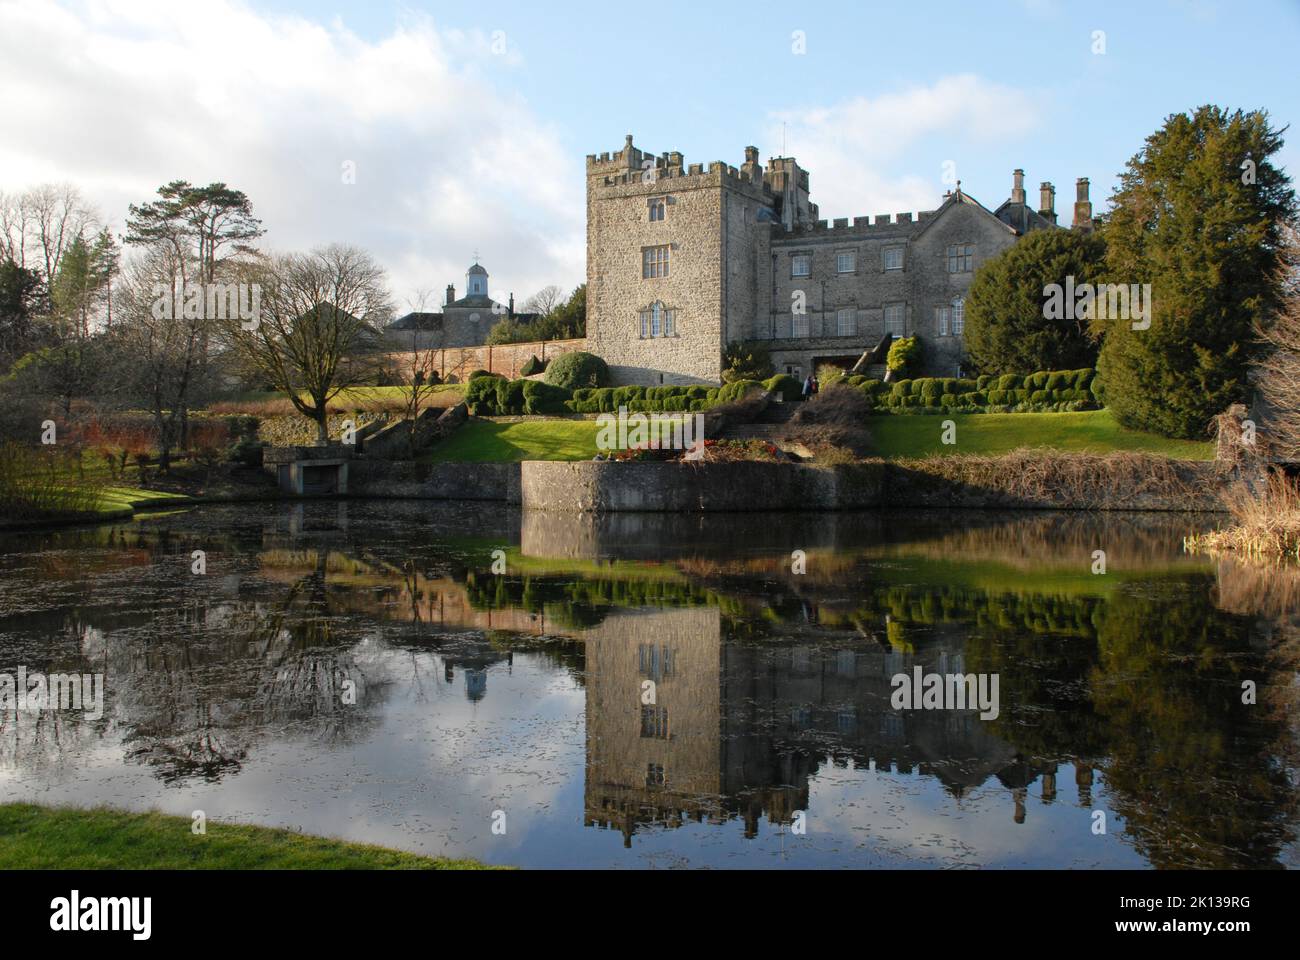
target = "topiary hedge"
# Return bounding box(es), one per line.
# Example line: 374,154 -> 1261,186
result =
763,373 -> 802,401
544,351 -> 610,391
858,368 -> 1097,414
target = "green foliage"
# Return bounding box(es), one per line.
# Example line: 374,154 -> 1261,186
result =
487,284 -> 586,344
544,351 -> 610,390
763,374 -> 802,401
1096,105 -> 1297,438
521,380 -> 570,415
964,228 -> 1107,374
855,368 -> 1097,414
519,355 -> 546,377
721,340 -> 774,383
717,379 -> 761,403
886,336 -> 922,376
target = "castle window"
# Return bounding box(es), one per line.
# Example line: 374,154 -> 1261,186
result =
791,254 -> 811,278
640,704 -> 670,740
648,197 -> 666,222
836,251 -> 856,274
792,312 -> 810,338
638,302 -> 676,338
837,308 -> 856,336
642,245 -> 670,279
884,302 -> 906,337
947,243 -> 974,273
883,246 -> 904,271
937,298 -> 965,336
646,764 -> 666,787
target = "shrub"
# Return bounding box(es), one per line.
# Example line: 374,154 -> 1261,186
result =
521,381 -> 571,415
519,355 -> 547,377
717,379 -> 761,403
763,374 -> 802,401
721,341 -> 774,383
544,351 -> 610,391
465,376 -> 501,414
225,436 -> 264,468
886,336 -> 922,377
495,378 -> 526,414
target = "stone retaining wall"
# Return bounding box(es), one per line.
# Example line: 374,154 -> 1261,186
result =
349,461 -> 521,503
519,459 -> 1235,513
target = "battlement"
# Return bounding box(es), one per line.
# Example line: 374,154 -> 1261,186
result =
772,208 -> 936,239
588,136 -> 776,198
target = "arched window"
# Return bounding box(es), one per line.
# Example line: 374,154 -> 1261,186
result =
638,302 -> 677,338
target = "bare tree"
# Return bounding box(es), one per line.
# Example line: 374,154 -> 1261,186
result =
1253,224 -> 1300,461
395,287 -> 444,453
0,184 -> 98,282
232,245 -> 393,443
108,247 -> 213,472
522,284 -> 563,317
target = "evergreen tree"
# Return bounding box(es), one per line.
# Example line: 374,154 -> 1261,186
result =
964,227 -> 1107,374
1095,105 -> 1295,438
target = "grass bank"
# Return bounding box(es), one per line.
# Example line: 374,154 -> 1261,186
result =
866,410 -> 1214,460
0,803 -> 493,870
424,418 -> 601,462
422,410 -> 1212,463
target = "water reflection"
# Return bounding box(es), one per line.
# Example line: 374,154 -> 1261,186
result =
0,502 -> 1296,869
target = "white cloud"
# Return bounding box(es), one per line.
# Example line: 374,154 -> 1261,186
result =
768,75 -> 1044,220
0,0 -> 585,310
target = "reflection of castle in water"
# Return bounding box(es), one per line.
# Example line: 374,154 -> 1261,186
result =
579,605 -> 1074,846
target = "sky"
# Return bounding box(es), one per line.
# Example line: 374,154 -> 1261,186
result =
1,0 -> 1297,312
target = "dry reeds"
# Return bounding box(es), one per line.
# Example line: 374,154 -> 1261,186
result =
1185,472 -> 1300,561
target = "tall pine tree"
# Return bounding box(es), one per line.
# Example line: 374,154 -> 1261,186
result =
1096,105 -> 1295,438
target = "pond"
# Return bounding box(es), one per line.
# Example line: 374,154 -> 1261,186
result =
1,501 -> 1297,869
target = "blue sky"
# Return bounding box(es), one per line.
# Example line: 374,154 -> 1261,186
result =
2,0 -> 1297,304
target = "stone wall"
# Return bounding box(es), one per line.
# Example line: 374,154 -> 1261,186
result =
349,461 -> 522,503
520,461 -> 887,512
519,458 -> 1234,513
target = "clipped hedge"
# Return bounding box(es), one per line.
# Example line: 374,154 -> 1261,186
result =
857,368 -> 1098,414
544,351 -> 610,390
763,374 -> 802,402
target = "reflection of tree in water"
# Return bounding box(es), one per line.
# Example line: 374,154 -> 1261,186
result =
0,616 -> 111,776
120,554 -> 385,784
1089,579 -> 1298,868
956,574 -> 1297,868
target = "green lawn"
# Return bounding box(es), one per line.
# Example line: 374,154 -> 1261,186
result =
421,409 -> 1212,463
425,418 -> 602,462
0,803 -> 492,870
866,409 -> 1214,460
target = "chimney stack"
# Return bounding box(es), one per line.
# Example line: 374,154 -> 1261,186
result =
1073,178 -> 1093,230
508,292 -> 515,316
445,284 -> 455,307
1011,169 -> 1026,205
1039,182 -> 1056,224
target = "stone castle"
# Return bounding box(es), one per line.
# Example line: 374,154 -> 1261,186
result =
586,135 -> 1094,384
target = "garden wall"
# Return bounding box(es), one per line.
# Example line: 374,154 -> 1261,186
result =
379,337 -> 587,384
